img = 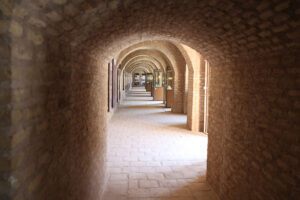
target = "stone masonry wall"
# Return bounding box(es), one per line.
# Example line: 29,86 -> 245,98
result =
9,38 -> 107,200
207,51 -> 299,200
0,3 -> 12,199
3,18 -> 107,200
1,1 -> 109,199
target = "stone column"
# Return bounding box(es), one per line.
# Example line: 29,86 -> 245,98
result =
187,55 -> 201,132
199,57 -> 206,132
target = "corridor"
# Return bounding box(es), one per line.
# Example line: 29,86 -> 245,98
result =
2,1 -> 299,199
103,87 -> 218,200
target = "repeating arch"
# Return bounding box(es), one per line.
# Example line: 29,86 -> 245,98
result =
2,1 -> 297,200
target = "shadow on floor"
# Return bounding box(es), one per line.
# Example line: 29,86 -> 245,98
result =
160,179 -> 220,200
154,111 -> 185,115
165,123 -> 188,130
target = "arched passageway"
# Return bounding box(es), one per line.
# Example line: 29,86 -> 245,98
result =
117,40 -> 207,131
1,0 -> 299,200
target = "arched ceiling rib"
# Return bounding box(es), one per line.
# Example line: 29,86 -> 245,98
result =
128,63 -> 154,73
117,41 -> 188,75
123,55 -> 163,72
120,49 -> 170,70
15,1 -> 297,65
131,66 -> 151,74
124,59 -> 160,73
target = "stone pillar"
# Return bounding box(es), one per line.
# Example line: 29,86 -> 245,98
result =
199,57 -> 206,132
187,55 -> 201,132
172,67 -> 185,113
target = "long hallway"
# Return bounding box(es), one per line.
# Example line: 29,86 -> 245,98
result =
103,87 -> 218,200
3,1 -> 298,199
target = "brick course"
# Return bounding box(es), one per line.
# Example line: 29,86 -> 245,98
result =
1,0 -> 299,199
207,52 -> 299,200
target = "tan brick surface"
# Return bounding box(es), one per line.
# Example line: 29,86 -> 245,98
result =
103,88 -> 218,200
1,0 -> 299,199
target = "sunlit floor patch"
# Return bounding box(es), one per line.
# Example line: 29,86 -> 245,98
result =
103,87 -> 219,200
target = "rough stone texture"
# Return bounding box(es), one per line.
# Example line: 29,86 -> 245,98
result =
0,0 -> 299,200
207,52 -> 300,200
2,2 -> 108,198
0,1 -> 13,200
9,40 -> 107,199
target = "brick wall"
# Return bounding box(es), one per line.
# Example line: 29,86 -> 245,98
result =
1,4 -> 108,197
177,44 -> 203,132
8,37 -> 108,199
183,66 -> 188,114
1,0 -> 299,200
0,5 -> 12,199
207,51 -> 299,200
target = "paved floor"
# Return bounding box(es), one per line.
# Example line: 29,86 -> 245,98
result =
103,87 -> 219,200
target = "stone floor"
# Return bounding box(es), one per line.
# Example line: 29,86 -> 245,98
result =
102,87 -> 219,200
